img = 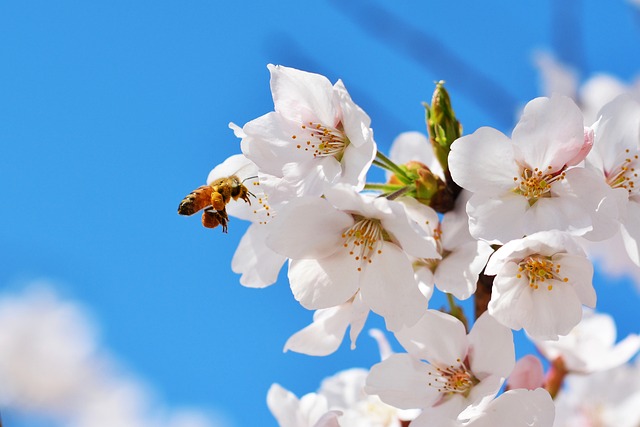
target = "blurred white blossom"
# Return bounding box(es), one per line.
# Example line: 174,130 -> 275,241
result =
0,285 -> 227,427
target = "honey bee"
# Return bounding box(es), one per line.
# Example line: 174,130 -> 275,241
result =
178,175 -> 254,233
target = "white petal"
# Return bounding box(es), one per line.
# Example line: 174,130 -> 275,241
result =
365,354 -> 438,410
449,127 -> 520,193
206,154 -> 256,185
395,310 -> 467,366
381,199 -> 440,259
283,305 -> 352,356
466,193 -> 528,244
269,64 -> 336,126
333,79 -> 373,148
434,241 -> 492,300
360,243 -> 427,331
288,256 -> 360,310
266,197 -> 353,259
389,131 -> 444,179
465,388 -> 555,427
524,283 -> 583,340
241,112 -> 313,176
554,253 -> 596,308
232,223 -> 287,288
348,293 -> 369,350
488,263 -> 531,332
621,200 -> 640,265
339,138 -> 376,190
468,312 -> 515,378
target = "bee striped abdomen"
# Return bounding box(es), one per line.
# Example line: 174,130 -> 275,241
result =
178,185 -> 213,216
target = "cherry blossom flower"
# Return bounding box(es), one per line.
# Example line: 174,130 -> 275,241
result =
403,194 -> 494,300
267,384 -> 340,427
532,309 -> 640,373
586,95 -> 640,266
240,65 -> 376,199
553,361 -> 640,427
365,311 -> 515,421
449,95 -> 616,244
266,184 -> 439,331
387,131 -> 444,180
485,231 -> 596,340
319,368 -> 416,427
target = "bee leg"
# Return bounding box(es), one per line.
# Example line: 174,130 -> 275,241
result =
211,191 -> 226,211
201,208 -> 228,233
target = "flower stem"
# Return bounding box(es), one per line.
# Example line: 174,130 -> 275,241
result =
447,293 -> 469,332
364,183 -> 406,192
374,151 -> 412,183
545,357 -> 568,399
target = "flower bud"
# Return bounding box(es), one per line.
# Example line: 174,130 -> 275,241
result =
389,161 -> 454,211
425,81 -> 462,174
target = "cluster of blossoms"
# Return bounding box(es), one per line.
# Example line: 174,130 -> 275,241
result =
188,64 -> 640,426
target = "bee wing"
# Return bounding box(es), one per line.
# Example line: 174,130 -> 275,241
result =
206,154 -> 257,185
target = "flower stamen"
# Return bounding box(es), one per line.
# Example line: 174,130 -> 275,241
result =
342,218 -> 384,271
605,148 -> 639,196
513,167 -> 566,205
517,256 -> 568,290
427,359 -> 478,396
292,121 -> 349,160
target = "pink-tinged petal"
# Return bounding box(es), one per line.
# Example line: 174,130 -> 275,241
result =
468,312 -> 515,378
333,79 -> 373,148
507,355 -> 545,390
348,293 -> 369,350
523,283 -> 583,340
435,241 -> 493,300
232,223 -> 287,288
340,138 -> 376,191
266,197 -> 353,259
288,256 -> 360,310
564,126 -> 594,167
268,64 -> 336,126
466,193 -> 528,244
365,354 -> 439,410
360,243 -> 427,331
449,127 -> 519,193
284,305 -> 351,356
464,388 -> 555,427
512,95 -> 585,171
553,253 -> 596,308
395,310 -> 467,366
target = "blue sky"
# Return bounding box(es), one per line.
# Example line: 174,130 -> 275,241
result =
1,1 -> 639,426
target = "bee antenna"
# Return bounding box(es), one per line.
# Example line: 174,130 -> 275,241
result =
242,175 -> 258,183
